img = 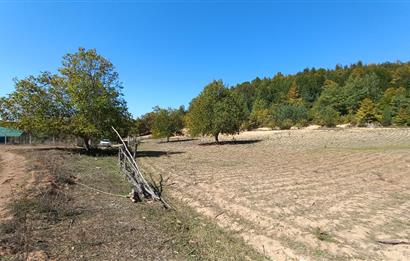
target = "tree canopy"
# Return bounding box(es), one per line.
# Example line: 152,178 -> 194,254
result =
0,48 -> 131,149
186,80 -> 247,142
151,106 -> 184,142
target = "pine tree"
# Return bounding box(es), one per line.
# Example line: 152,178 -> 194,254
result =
356,98 -> 378,124
287,80 -> 299,102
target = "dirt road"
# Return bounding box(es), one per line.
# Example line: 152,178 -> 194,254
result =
0,148 -> 30,218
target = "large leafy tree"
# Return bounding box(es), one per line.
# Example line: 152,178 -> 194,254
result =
1,48 -> 130,149
133,112 -> 156,136
59,48 -> 131,149
0,74 -> 54,142
151,106 -> 184,142
186,80 -> 246,143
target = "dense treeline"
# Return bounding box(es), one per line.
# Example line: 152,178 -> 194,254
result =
234,61 -> 410,129
138,61 -> 410,142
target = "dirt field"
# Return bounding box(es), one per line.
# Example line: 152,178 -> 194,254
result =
139,128 -> 410,261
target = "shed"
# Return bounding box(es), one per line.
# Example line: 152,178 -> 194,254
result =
0,127 -> 24,144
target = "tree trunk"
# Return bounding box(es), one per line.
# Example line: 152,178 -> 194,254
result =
214,133 -> 219,143
83,137 -> 91,151
166,136 -> 170,142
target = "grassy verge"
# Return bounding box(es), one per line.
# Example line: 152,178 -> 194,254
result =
0,148 -> 266,260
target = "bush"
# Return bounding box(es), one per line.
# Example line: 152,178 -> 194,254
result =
315,106 -> 340,127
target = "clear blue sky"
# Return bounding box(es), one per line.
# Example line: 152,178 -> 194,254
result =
1,1 -> 410,117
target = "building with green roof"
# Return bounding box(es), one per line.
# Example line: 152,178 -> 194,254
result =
0,127 -> 24,144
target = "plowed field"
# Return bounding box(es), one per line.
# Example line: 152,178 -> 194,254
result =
139,128 -> 410,261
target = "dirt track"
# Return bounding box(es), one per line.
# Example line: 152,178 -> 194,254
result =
139,128 -> 410,261
0,148 -> 29,218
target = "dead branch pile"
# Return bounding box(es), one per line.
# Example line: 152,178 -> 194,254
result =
112,127 -> 171,209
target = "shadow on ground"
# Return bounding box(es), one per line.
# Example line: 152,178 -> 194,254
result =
199,139 -> 262,146
158,138 -> 197,144
136,150 -> 185,157
17,147 -> 119,157
10,146 -> 185,158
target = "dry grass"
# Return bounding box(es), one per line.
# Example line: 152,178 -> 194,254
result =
138,128 -> 410,260
0,148 -> 266,260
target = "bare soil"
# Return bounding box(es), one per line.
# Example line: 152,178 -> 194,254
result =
0,147 -> 31,218
138,128 -> 410,261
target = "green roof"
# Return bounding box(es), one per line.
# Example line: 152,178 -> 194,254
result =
0,127 -> 23,137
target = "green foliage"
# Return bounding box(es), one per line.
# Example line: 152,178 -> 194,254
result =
342,73 -> 381,113
0,73 -> 65,137
227,61 -> 410,128
356,98 -> 378,125
134,111 -> 156,136
393,107 -> 410,125
0,48 -> 131,149
314,106 -> 340,127
186,80 -> 246,142
272,104 -> 308,129
59,48 -> 130,147
151,106 -> 184,141
248,98 -> 272,128
380,106 -> 393,126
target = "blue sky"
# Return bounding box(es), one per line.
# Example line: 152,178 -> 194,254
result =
1,1 -> 409,117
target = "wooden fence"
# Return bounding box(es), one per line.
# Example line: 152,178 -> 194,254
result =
113,127 -> 171,209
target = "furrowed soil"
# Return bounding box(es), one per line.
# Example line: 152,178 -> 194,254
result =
138,128 -> 410,261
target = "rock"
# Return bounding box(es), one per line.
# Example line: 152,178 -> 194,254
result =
290,126 -> 299,130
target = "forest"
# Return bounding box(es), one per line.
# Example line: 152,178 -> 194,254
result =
137,61 -> 410,141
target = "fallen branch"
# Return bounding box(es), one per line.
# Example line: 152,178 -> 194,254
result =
214,211 -> 225,219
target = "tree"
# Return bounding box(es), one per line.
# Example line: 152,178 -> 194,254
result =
1,48 -> 131,149
393,107 -> 410,126
314,106 -> 340,127
356,98 -> 378,124
133,111 -> 157,136
343,73 -> 381,113
151,106 -> 183,142
59,47 -> 130,149
272,103 -> 308,129
0,74 -> 54,143
248,98 -> 271,128
287,80 -> 302,104
186,80 -> 246,143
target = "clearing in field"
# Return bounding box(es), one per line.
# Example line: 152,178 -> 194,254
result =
138,128 -> 410,261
